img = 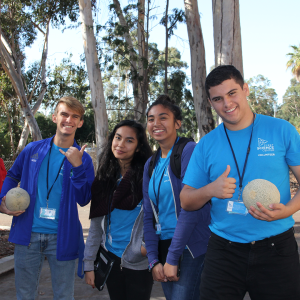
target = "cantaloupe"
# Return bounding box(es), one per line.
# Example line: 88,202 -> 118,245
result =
242,179 -> 280,212
5,187 -> 30,211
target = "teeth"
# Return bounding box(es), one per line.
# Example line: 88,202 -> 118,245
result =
226,107 -> 236,113
154,130 -> 164,133
65,126 -> 72,128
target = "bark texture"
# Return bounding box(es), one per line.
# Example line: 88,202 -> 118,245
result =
184,0 -> 215,137
79,0 -> 109,157
212,0 -> 243,75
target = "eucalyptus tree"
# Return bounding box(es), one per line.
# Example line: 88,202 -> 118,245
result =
286,45 -> 300,82
184,0 -> 214,137
247,75 -> 277,117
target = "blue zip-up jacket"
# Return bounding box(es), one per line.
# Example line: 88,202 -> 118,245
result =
0,137 -> 95,277
143,140 -> 211,266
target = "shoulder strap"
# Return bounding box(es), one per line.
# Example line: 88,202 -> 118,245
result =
170,137 -> 194,179
148,149 -> 160,178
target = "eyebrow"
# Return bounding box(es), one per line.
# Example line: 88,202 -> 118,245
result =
211,88 -> 238,101
60,111 -> 81,118
115,133 -> 135,140
147,112 -> 169,118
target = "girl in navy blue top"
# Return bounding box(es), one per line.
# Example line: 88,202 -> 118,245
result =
84,120 -> 153,300
143,95 -> 211,300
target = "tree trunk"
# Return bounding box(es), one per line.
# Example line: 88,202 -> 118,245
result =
113,0 -> 142,121
0,32 -> 42,141
16,21 -> 50,155
212,0 -> 243,75
164,0 -> 169,94
184,0 -> 215,137
79,0 -> 109,158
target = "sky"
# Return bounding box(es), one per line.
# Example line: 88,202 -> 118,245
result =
25,0 -> 300,104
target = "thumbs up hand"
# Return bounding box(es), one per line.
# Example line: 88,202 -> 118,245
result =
59,145 -> 87,167
212,165 -> 236,199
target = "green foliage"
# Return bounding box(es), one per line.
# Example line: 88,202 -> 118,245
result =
286,45 -> 300,81
277,79 -> 300,131
246,75 -> 277,117
159,8 -> 185,37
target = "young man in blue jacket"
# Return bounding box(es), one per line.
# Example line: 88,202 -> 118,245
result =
0,96 -> 95,300
181,65 -> 300,300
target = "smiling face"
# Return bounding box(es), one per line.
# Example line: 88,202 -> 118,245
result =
111,126 -> 139,166
147,104 -> 181,145
52,103 -> 84,138
209,79 -> 253,131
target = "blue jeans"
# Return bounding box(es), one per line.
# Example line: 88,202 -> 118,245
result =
14,232 -> 76,300
161,249 -> 205,300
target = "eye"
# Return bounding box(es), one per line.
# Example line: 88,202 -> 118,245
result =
212,97 -> 221,102
127,140 -> 133,143
147,118 -> 154,122
229,91 -> 236,96
115,136 -> 121,140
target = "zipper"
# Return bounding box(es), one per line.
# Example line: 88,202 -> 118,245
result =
168,167 -> 194,259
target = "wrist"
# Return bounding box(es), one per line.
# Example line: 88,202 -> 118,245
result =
148,259 -> 160,272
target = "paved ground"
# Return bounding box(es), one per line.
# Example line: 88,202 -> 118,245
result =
1,204 -> 300,299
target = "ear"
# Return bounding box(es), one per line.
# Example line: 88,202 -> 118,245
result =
77,119 -> 84,129
175,120 -> 182,130
243,83 -> 250,97
52,113 -> 57,124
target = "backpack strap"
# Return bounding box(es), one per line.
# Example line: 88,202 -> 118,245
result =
148,150 -> 160,178
170,137 -> 194,179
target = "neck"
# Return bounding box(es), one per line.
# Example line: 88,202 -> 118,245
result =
119,160 -> 131,176
53,133 -> 74,148
159,136 -> 177,158
224,110 -> 255,131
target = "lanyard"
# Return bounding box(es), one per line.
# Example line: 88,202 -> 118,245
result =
223,113 -> 255,200
46,140 -> 65,208
152,167 -> 166,210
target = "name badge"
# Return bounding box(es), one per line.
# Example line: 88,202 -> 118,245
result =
227,200 -> 248,216
39,207 -> 56,219
155,223 -> 161,235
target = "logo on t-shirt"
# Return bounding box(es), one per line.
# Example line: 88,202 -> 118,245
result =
257,138 -> 275,156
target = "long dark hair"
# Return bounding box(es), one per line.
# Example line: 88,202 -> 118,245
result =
96,120 -> 152,202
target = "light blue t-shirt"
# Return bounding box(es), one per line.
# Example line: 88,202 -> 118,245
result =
105,201 -> 142,258
183,114 -> 300,243
32,143 -> 68,234
148,150 -> 177,240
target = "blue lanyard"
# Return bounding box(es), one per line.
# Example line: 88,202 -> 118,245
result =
223,113 -> 255,200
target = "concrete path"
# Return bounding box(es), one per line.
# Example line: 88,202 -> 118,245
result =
1,204 -> 299,299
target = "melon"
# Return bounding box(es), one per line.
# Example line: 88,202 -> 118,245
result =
5,187 -> 30,211
242,179 -> 280,212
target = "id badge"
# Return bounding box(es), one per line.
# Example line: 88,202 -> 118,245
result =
227,200 -> 248,216
39,207 -> 56,219
108,233 -> 113,246
155,223 -> 161,235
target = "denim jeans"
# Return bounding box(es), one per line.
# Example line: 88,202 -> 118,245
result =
14,232 -> 76,300
161,249 -> 205,300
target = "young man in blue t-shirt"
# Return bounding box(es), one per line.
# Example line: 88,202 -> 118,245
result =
0,96 -> 94,300
181,65 -> 300,300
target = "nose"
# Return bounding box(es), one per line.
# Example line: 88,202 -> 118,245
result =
153,118 -> 161,126
223,96 -> 232,108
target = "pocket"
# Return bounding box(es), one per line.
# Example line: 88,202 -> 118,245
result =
273,236 -> 298,257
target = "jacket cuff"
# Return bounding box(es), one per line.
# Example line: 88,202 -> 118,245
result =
84,260 -> 94,272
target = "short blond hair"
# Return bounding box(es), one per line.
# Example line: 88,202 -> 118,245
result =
54,96 -> 85,120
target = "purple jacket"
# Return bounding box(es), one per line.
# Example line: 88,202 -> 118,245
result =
143,140 -> 211,265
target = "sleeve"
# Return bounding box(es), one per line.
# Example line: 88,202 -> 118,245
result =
143,159 -> 159,264
71,153 -> 95,206
183,139 -> 210,189
167,142 -> 207,265
83,216 -> 104,271
285,122 -> 300,166
0,147 -> 28,203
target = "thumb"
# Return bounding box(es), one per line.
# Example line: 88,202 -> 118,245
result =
80,144 -> 87,154
222,165 -> 231,177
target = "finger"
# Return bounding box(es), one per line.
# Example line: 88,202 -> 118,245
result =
59,149 -> 66,156
80,144 -> 87,154
222,165 -> 231,178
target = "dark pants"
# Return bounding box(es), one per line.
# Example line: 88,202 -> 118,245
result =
105,251 -> 153,300
200,228 -> 300,300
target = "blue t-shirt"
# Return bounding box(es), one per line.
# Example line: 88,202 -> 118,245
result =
105,201 -> 142,258
148,150 -> 177,240
183,114 -> 300,243
32,143 -> 68,234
